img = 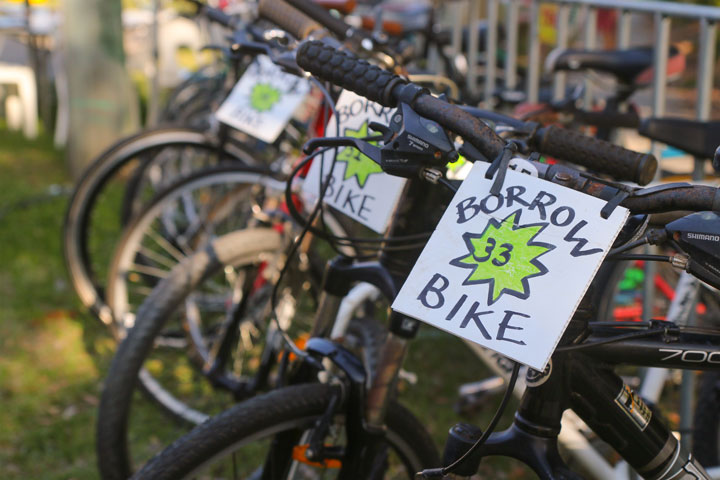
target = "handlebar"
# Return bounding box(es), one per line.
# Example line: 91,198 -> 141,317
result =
286,0 -> 356,40
258,0 -> 325,40
530,125 -> 657,185
296,40 -> 659,185
296,40 -> 508,162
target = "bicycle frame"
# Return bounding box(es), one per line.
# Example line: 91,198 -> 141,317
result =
452,319 -> 720,480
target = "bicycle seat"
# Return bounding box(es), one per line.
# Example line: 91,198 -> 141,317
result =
639,117 -> 720,160
546,46 -> 681,85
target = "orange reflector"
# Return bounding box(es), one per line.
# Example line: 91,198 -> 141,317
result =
279,333 -> 311,363
291,444 -> 342,468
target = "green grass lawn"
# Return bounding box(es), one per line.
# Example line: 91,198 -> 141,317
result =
0,130 -> 111,479
0,128 -> 537,478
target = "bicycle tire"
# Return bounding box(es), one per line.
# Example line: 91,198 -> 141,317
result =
105,165 -> 282,336
63,126 -> 257,324
98,225 -> 386,479
692,370 -> 720,470
129,383 -> 440,480
104,164 -> 369,427
97,227 -> 285,480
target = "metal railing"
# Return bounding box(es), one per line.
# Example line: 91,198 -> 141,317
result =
441,1 -> 719,476
457,0 -> 718,145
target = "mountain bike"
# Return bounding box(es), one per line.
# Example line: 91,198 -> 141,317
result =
129,39 -> 720,480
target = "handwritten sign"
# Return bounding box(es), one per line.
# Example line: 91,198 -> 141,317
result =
215,55 -> 311,143
392,162 -> 629,370
303,91 -> 407,233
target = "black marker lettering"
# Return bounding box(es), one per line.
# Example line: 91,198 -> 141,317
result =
456,197 -> 481,224
358,194 -> 374,221
528,191 -> 556,220
343,190 -> 360,213
506,186 -> 530,208
564,220 -> 603,257
417,274 -> 449,309
445,294 -> 468,321
480,194 -> 504,214
550,206 -> 575,227
496,310 -> 529,345
334,183 -> 344,203
324,175 -> 335,198
459,302 -> 492,339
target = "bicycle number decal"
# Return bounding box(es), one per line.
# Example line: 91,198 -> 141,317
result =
215,55 -> 311,143
302,91 -> 407,233
392,162 -> 629,370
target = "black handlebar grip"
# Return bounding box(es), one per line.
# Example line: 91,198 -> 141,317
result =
286,0 -> 355,39
534,125 -> 658,185
296,40 -> 405,106
258,0 -> 324,40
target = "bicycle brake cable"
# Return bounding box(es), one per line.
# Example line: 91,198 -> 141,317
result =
419,361 -> 521,478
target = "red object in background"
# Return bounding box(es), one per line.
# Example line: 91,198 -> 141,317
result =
597,9 -> 618,35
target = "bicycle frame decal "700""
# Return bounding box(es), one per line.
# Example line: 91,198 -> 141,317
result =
392,162 -> 629,370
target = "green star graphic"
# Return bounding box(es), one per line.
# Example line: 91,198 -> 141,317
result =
335,121 -> 382,188
450,210 -> 554,305
250,83 -> 281,112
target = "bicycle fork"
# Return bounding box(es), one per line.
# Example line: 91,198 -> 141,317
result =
441,350 -> 710,480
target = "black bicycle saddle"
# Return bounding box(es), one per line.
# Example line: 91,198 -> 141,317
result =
639,118 -> 720,161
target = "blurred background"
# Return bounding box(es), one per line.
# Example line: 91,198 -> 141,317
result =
2,1 -> 720,478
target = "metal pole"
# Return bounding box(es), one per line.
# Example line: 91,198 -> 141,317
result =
642,14 -> 670,376
485,0 -> 499,105
695,18 -> 716,175
505,0 -> 519,90
553,3 -> 571,101
651,13 -> 671,122
450,1 -> 465,58
583,6 -> 598,108
617,9 -> 631,48
527,0 -> 541,103
467,0 -> 481,98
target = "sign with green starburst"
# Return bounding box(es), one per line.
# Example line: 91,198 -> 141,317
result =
450,212 -> 554,305
215,55 -> 310,143
392,162 -> 629,370
302,91 -> 407,233
249,83 -> 281,112
335,121 -> 383,188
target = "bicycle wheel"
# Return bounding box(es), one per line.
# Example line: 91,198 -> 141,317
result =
130,383 -> 440,480
97,228 -> 284,480
97,226 -> 377,480
106,165 -> 283,336
63,126 -> 258,324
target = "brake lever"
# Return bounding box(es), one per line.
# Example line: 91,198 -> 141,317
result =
302,136 -> 383,166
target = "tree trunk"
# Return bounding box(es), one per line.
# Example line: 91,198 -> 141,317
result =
61,0 -> 139,179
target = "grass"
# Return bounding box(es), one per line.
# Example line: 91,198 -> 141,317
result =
0,129 -> 109,479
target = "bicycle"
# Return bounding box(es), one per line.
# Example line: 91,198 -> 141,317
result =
130,38 -> 720,479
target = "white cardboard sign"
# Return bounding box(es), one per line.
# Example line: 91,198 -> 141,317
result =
302,91 -> 407,233
392,162 -> 629,370
215,55 -> 311,143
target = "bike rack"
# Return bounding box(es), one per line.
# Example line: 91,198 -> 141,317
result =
441,0 -> 717,164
